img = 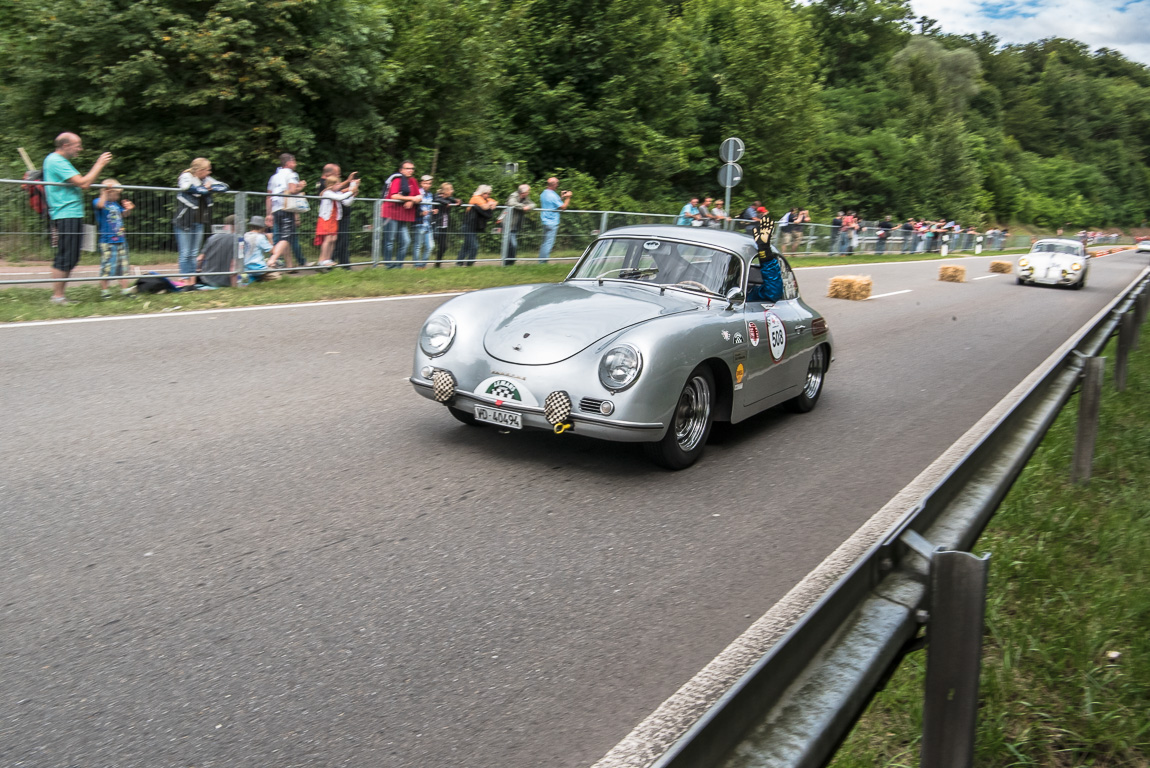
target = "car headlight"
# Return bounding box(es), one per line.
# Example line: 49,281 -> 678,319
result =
599,344 -> 642,391
1018,257 -> 1029,267
419,314 -> 456,357
1071,262 -> 1082,271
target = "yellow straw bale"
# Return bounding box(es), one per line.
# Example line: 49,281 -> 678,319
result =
827,275 -> 873,301
989,260 -> 1012,274
939,265 -> 966,283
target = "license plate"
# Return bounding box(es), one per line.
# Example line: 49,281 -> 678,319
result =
474,405 -> 522,429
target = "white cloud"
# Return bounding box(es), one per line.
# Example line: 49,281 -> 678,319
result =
910,0 -> 1150,64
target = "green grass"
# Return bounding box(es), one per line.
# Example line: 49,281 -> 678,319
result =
0,262 -> 576,323
830,326 -> 1150,768
1,245 -> 1035,324
786,248 -> 1027,269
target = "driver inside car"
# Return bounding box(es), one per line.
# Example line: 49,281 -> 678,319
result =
747,215 -> 784,303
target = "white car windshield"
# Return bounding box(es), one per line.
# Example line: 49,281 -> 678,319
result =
1032,242 -> 1081,256
570,237 -> 742,295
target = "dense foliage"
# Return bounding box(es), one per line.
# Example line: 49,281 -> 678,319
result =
1,0 -> 1146,226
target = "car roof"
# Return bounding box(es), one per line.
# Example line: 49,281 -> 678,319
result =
602,224 -> 759,258
1032,238 -> 1083,248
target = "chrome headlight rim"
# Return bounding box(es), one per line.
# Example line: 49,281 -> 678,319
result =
598,343 -> 643,392
1071,262 -> 1082,271
419,314 -> 457,358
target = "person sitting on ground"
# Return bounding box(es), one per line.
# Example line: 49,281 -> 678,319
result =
195,214 -> 238,288
241,215 -> 275,283
747,214 -> 784,304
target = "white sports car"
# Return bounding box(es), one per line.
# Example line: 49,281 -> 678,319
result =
1016,238 -> 1089,289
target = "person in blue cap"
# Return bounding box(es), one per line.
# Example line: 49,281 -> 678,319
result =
747,214 -> 784,303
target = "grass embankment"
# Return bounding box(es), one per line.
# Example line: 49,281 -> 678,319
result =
831,328 -> 1150,767
0,262 -> 575,323
0,247 -> 1031,324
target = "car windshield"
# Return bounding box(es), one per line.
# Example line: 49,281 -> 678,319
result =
570,237 -> 742,295
1032,242 -> 1080,256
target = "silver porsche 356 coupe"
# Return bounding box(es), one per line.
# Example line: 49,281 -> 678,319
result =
1015,238 -> 1090,288
410,225 -> 833,469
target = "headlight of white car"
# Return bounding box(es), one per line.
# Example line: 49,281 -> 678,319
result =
1018,257 -> 1029,267
599,344 -> 643,391
419,314 -> 456,357
1071,262 -> 1082,271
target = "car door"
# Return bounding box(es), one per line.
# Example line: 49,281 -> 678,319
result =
740,253 -> 807,407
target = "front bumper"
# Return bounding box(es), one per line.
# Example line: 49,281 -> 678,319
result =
410,375 -> 665,443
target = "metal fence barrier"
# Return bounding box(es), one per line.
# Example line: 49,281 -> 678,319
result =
0,177 -> 1129,285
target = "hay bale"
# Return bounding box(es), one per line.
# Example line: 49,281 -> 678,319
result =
939,265 -> 966,283
989,260 -> 1012,274
827,275 -> 873,301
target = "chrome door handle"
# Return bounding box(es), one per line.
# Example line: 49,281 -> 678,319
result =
794,324 -> 807,332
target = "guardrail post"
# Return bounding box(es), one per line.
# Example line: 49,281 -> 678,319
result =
371,203 -> 382,268
1135,291 -> 1149,350
1071,356 -> 1105,484
1116,312 -> 1135,392
232,192 -> 246,284
499,209 -> 511,266
920,549 -> 990,768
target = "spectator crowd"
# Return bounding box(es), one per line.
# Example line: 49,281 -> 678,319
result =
34,130 -> 1111,306
37,132 -> 579,303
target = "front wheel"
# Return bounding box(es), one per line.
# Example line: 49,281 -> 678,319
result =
784,344 -> 827,413
644,365 -> 715,470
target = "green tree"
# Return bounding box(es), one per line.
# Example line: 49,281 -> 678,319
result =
0,0 -> 393,190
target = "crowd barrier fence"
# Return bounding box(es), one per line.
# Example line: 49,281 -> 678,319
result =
0,178 -> 1128,286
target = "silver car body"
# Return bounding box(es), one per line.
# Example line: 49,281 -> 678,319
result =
1016,238 -> 1089,287
410,225 -> 833,443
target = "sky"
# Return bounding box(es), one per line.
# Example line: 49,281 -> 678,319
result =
910,0 -> 1150,64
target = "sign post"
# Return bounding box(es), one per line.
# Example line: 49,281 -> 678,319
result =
719,138 -> 744,230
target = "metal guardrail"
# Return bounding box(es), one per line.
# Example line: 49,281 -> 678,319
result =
1,177 -> 1092,286
602,264 -> 1150,768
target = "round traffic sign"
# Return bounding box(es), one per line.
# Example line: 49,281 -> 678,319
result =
719,137 -> 745,164
718,162 -> 743,189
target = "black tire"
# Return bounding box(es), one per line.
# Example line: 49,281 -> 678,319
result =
644,365 -> 715,470
1016,276 -> 1025,285
448,405 -> 481,426
1074,272 -> 1086,290
784,344 -> 827,413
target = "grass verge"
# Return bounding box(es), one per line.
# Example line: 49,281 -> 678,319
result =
0,263 -> 574,323
0,248 -> 1032,324
830,325 -> 1150,767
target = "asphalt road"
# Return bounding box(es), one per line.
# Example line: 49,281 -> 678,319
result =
2,249 -> 1146,768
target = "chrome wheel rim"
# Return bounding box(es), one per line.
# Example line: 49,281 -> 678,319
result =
802,346 -> 825,400
673,375 -> 711,451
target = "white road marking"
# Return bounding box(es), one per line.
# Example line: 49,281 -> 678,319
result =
974,274 -> 1000,280
0,291 -> 465,329
866,289 -> 913,299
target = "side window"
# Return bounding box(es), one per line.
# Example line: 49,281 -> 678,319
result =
779,256 -> 799,300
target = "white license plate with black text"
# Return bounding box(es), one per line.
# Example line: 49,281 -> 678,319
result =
474,405 -> 522,429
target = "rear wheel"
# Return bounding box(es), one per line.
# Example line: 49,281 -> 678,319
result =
449,405 -> 480,426
784,345 -> 827,413
644,365 -> 714,470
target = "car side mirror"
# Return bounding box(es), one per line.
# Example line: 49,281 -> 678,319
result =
726,287 -> 744,308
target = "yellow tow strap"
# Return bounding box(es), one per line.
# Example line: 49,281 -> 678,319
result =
553,422 -> 572,434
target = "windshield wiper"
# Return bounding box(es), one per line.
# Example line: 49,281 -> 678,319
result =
618,267 -> 659,280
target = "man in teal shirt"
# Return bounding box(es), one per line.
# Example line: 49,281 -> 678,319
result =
43,132 -> 112,304
537,176 -> 571,263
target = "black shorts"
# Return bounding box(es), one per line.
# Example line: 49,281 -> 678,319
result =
54,217 -> 83,273
273,209 -> 297,242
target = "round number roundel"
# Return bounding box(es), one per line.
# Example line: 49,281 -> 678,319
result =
765,312 -> 787,362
